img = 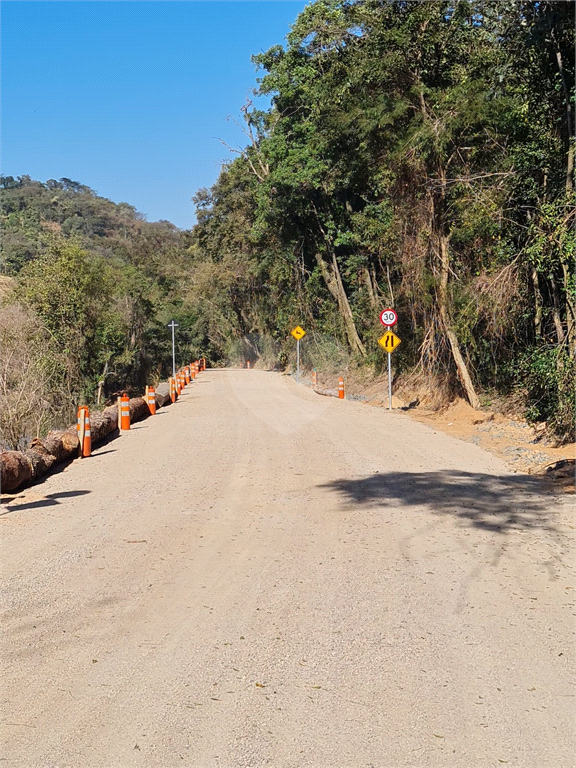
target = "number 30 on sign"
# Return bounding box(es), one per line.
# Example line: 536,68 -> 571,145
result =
379,308 -> 398,327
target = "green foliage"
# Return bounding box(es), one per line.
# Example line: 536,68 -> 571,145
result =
521,348 -> 575,441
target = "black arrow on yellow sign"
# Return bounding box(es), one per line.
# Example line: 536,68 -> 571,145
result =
378,330 -> 401,353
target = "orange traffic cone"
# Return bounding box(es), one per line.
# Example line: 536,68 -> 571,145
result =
120,393 -> 131,430
147,386 -> 156,415
338,377 -> 345,399
77,406 -> 91,457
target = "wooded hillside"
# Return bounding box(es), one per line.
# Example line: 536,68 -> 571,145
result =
1,0 -> 574,449
187,0 -> 575,439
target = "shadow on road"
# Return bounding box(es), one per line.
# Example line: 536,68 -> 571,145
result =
0,490 -> 91,514
319,470 -> 555,535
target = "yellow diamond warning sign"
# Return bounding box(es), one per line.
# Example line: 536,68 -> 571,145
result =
291,326 -> 306,341
378,330 -> 401,353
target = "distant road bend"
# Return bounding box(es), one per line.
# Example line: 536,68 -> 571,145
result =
1,370 -> 574,768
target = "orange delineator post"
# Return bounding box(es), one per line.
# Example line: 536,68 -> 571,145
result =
312,370 -> 317,388
177,372 -> 182,395
170,377 -> 176,402
195,361 -> 199,375
190,363 -> 196,380
247,360 -> 251,369
338,377 -> 345,399
147,386 -> 156,415
120,393 -> 131,430
77,406 -> 91,457
185,367 -> 190,385
201,357 -> 206,371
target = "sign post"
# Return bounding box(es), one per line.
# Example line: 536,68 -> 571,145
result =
291,326 -> 306,383
378,309 -> 400,411
167,320 -> 179,383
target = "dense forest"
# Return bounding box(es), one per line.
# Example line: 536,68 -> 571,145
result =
1,0 -> 574,449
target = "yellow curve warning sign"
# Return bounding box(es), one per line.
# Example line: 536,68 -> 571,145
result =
378,330 -> 401,353
291,326 -> 306,340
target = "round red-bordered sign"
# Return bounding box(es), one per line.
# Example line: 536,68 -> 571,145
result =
379,308 -> 398,327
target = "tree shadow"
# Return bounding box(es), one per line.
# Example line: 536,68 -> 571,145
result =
0,490 -> 91,514
318,470 -> 556,535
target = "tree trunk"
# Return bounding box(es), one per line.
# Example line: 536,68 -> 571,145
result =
550,274 -> 566,344
314,252 -> 366,356
363,267 -> 378,310
552,36 -> 574,194
562,262 -> 575,356
438,233 -> 481,410
434,163 -> 481,410
531,267 -> 543,339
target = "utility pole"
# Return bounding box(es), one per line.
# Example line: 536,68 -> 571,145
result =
167,320 -> 179,381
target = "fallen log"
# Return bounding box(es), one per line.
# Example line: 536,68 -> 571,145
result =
24,448 -> 56,478
31,427 -> 79,463
155,382 -> 171,407
89,405 -> 118,444
129,397 -> 150,424
1,451 -> 33,493
313,387 -> 339,398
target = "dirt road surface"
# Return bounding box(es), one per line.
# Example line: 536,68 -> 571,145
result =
1,370 -> 574,768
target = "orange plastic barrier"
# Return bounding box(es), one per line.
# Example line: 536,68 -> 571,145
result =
338,377 -> 345,399
120,393 -> 131,430
77,406 -> 92,457
147,386 -> 156,415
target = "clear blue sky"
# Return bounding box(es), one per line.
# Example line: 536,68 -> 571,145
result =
1,1 -> 309,229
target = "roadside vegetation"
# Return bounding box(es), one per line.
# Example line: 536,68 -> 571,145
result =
1,0 -> 574,448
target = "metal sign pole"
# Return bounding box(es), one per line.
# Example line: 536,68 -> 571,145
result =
171,323 -> 176,382
297,338 -> 300,384
167,320 -> 179,382
387,325 -> 392,410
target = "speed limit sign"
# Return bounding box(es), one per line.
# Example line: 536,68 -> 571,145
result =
379,308 -> 398,327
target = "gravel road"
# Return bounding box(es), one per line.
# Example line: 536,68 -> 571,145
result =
1,370 -> 574,768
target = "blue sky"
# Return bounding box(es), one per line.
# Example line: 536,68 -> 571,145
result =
1,1 -> 309,228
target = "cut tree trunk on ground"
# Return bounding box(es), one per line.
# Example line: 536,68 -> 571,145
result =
155,382 -> 171,407
32,428 -> 80,463
129,397 -> 150,424
1,451 -> 33,493
313,387 -> 339,398
89,406 -> 118,444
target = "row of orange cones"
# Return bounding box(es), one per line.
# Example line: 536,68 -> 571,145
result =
76,358 -> 207,458
168,358 -> 206,402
